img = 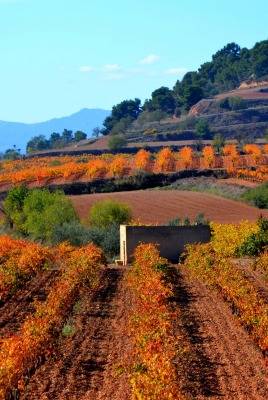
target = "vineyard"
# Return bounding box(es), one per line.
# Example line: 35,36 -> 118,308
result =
0,220 -> 268,399
1,142 -> 268,399
1,143 -> 268,191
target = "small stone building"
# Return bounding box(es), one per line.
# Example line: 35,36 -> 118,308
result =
120,225 -> 211,265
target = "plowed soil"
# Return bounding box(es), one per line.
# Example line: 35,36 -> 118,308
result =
170,265 -> 268,400
19,266 -> 133,400
14,264 -> 268,400
0,268 -> 60,339
70,190 -> 268,224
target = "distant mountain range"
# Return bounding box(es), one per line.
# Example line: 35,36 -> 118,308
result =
0,108 -> 111,154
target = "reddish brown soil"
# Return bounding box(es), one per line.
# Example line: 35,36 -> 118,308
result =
0,269 -> 60,339
171,265 -> 268,399
13,264 -> 268,400
214,84 -> 268,99
19,266 -> 133,400
69,190 -> 268,225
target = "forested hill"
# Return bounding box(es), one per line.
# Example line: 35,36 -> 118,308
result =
6,39 -> 268,157
101,40 -> 268,137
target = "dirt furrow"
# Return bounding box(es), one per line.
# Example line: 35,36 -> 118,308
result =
170,265 -> 268,400
20,266 -> 132,400
0,268 -> 60,339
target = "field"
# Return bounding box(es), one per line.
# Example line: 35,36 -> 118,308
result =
1,231 -> 268,399
1,148 -> 268,398
69,188 -> 268,225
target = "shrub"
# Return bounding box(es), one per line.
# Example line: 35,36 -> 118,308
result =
239,216 -> 268,256
217,96 -> 245,111
107,135 -> 127,150
143,127 -> 158,136
100,222 -> 120,256
51,221 -> 120,257
22,189 -> 79,240
242,182 -> 268,208
3,185 -> 29,230
89,199 -> 132,228
3,187 -> 79,240
228,96 -> 245,111
167,211 -> 209,226
51,221 -> 104,247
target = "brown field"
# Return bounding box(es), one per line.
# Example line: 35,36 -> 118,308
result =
69,189 -> 268,225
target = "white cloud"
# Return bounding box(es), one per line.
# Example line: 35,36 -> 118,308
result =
79,64 -> 122,73
139,54 -> 160,65
79,65 -> 95,72
102,64 -> 122,72
165,67 -> 188,75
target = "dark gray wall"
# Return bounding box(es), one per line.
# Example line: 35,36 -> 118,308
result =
120,225 -> 211,264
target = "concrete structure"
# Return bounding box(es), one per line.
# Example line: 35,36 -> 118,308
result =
120,225 -> 211,265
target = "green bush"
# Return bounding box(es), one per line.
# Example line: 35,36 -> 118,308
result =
242,182 -> 268,208
107,135 -> 127,150
3,187 -> 79,240
3,186 -> 30,230
228,96 -> 245,111
21,189 -> 79,240
51,221 -> 120,257
51,221 -> 104,247
89,199 -> 132,228
239,216 -> 268,256
167,211 -> 209,226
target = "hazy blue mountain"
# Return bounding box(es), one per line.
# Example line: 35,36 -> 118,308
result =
0,108 -> 110,154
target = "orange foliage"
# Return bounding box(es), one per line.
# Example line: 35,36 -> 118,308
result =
179,146 -> 194,169
243,144 -> 262,163
223,144 -> 239,166
0,242 -> 106,398
263,144 -> 268,155
134,148 -> 151,171
126,243 -> 184,399
1,144 -> 268,188
86,159 -> 108,179
229,166 -> 268,182
184,222 -> 268,352
202,145 -> 215,167
0,235 -> 54,302
155,147 -> 175,172
109,155 -> 127,177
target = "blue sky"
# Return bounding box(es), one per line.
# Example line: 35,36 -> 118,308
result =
0,0 -> 267,123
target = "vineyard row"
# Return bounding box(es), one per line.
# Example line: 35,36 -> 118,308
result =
1,144 -> 268,186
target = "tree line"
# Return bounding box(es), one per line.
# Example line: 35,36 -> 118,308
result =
101,40 -> 268,136
26,129 -> 87,154
6,39 -> 267,158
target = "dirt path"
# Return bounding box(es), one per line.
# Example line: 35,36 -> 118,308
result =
20,266 -> 132,400
170,265 -> 268,400
0,269 -> 60,339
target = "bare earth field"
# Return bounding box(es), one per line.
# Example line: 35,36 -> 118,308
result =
69,189 -> 268,225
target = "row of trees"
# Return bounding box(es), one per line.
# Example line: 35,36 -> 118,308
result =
102,40 -> 268,135
26,129 -> 87,154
